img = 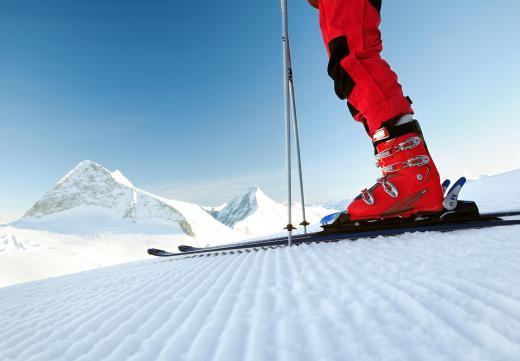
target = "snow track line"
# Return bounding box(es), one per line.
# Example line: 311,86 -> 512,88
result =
285,247 -> 346,360
380,276 -> 490,359
243,248 -> 277,361
2,226 -> 520,361
155,253 -> 247,360
125,258 -> 217,361
413,277 -> 520,343
319,233 -> 520,360
309,245 -> 411,360
209,250 -> 263,361
184,250 -> 256,360
133,255 -> 235,361
296,245 -> 395,360
394,278 -> 520,359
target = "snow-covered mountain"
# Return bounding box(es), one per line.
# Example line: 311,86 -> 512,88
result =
210,186 -> 332,236
17,160 -> 192,235
211,186 -> 273,227
0,160 -> 246,287
14,160 -> 242,242
13,161 -> 333,239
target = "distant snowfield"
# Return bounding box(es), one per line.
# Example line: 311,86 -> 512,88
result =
463,170 -> 520,212
0,225 -> 194,288
1,226 -> 519,361
0,212 -> 23,225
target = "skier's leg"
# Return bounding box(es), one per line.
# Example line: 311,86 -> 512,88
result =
318,0 -> 413,135
317,0 -> 443,219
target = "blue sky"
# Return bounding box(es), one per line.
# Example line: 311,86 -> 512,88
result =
1,0 -> 519,219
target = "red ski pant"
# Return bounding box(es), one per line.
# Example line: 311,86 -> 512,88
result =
318,0 -> 413,135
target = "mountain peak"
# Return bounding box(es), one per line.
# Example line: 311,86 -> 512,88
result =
70,160 -> 104,173
245,185 -> 271,201
25,161 -> 128,219
57,160 -> 111,186
247,185 -> 260,192
211,185 -> 277,228
57,161 -> 135,189
21,161 -> 190,235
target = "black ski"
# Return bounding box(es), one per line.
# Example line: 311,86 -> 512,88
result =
148,202 -> 520,258
178,245 -> 197,252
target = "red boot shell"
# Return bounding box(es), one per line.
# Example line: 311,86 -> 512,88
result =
347,132 -> 444,220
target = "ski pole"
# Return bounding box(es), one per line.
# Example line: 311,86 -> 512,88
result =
287,39 -> 309,234
281,0 -> 294,246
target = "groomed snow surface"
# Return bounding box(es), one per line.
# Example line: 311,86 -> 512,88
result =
1,225 -> 520,361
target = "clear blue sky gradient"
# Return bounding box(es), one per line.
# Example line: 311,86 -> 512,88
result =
1,0 -> 519,216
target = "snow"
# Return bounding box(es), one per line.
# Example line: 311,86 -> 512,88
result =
462,170 -> 520,213
2,164 -> 520,290
320,198 -> 351,211
19,161 -> 190,234
0,161 -> 329,288
0,212 -> 23,225
1,165 -> 520,359
111,169 -> 135,188
0,196 -> 245,288
0,225 -> 193,288
213,186 -> 332,236
15,205 -> 187,235
1,226 -> 519,361
204,202 -> 227,212
163,198 -> 244,246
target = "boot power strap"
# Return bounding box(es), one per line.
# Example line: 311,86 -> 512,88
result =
382,155 -> 430,173
375,136 -> 422,161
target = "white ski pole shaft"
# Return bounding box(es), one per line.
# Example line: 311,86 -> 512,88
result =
285,32 -> 308,233
289,78 -> 308,234
281,0 -> 293,246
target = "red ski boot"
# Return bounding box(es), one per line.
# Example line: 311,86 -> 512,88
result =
347,116 -> 444,220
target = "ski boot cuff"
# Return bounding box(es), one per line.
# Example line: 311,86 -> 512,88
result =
372,117 -> 425,149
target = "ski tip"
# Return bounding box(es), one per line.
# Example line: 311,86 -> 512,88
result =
178,245 -> 197,252
147,248 -> 178,257
147,248 -> 166,255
